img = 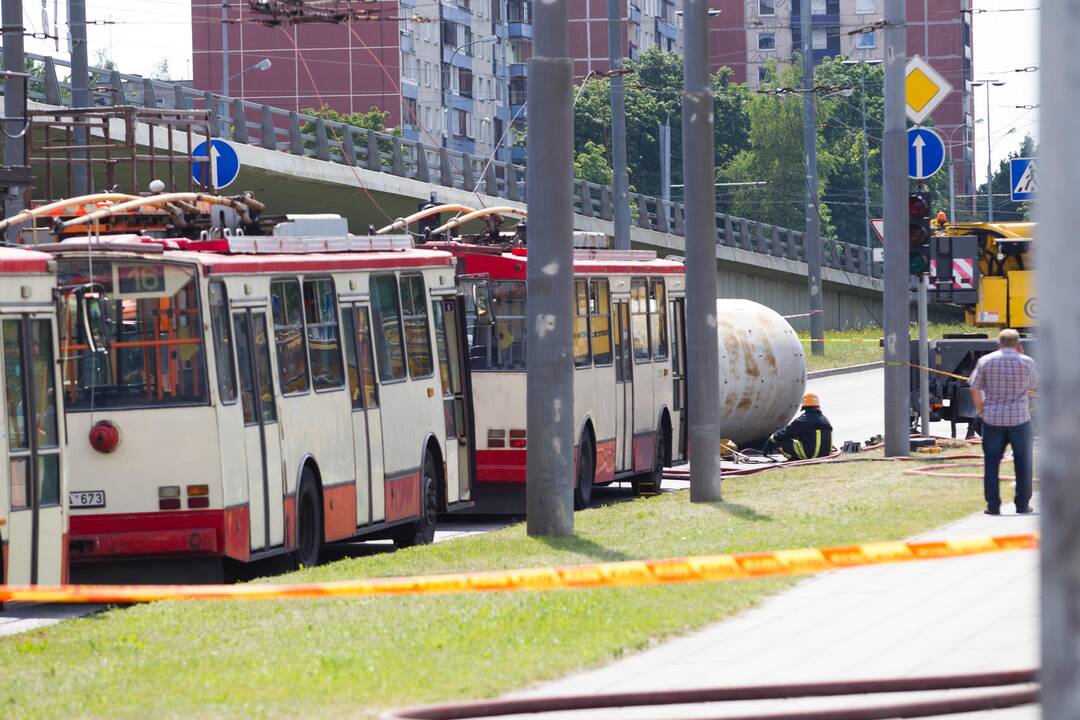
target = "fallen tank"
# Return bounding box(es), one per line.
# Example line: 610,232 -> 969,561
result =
715,299 -> 807,446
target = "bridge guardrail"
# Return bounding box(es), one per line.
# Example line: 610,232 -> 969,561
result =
18,53 -> 876,278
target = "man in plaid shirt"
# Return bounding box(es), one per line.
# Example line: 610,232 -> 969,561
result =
968,328 -> 1038,515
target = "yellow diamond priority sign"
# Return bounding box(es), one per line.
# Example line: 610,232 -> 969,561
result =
905,55 -> 953,124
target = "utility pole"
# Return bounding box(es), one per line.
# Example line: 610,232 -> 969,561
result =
917,275 -> 930,438
860,61 -> 872,249
682,0 -> 722,503
1040,0 -> 1080,713
882,0 -> 909,458
2,0 -> 27,220
68,0 -> 91,195
608,0 -> 630,250
660,119 -> 671,204
221,0 -> 230,136
800,0 -> 825,356
525,0 -> 574,536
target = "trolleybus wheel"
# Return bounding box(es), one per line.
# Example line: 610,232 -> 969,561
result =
394,453 -> 439,548
632,427 -> 665,497
296,468 -> 322,569
573,434 -> 595,510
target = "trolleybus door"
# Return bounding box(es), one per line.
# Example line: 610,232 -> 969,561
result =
233,310 -> 285,551
342,304 -> 385,525
671,297 -> 688,462
433,295 -> 475,506
2,316 -> 63,585
613,299 -> 634,473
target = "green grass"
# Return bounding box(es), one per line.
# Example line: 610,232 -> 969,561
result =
1,455 -> 987,719
799,323 -> 970,372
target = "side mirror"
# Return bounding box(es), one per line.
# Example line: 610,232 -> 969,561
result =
80,291 -> 110,354
471,282 -> 495,327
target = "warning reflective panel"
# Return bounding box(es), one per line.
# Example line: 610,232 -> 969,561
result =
905,56 -> 953,124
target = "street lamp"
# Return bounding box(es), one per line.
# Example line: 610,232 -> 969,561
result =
442,35 -> 498,147
229,58 -> 271,82
970,79 -> 1007,221
842,58 -> 882,249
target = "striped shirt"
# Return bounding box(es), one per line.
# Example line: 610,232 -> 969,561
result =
968,348 -> 1038,426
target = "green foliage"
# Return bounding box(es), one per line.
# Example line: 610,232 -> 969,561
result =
971,134 -> 1037,222
299,105 -> 402,159
574,140 -> 613,185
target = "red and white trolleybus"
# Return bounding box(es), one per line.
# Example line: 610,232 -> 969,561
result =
417,222 -> 688,513
49,213 -> 475,581
0,248 -> 67,587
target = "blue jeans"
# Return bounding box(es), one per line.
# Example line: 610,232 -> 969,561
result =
981,421 -> 1033,510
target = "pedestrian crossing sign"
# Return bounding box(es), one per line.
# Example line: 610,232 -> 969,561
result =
1010,158 -> 1037,201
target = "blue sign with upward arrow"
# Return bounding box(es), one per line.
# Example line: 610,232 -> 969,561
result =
192,139 -> 240,190
907,127 -> 945,180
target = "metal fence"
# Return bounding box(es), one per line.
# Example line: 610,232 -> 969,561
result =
18,53 -> 878,278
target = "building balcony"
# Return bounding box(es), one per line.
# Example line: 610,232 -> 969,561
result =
509,63 -> 528,78
508,23 -> 533,40
511,145 -> 527,163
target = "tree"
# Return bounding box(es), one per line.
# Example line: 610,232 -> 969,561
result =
93,49 -> 116,71
151,58 -> 172,81
574,141 -> 613,185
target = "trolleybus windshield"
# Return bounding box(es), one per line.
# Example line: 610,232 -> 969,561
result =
466,279 -> 526,371
57,258 -> 207,410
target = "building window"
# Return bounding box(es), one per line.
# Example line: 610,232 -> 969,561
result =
758,0 -> 775,15
856,30 -> 876,49
811,0 -> 826,13
758,32 -> 776,51
855,0 -> 874,13
812,27 -> 827,50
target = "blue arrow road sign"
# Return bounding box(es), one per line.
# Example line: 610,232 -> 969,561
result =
907,127 -> 945,180
192,139 -> 240,190
1009,157 -> 1037,201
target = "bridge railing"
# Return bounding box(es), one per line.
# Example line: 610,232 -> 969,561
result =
21,53 -> 877,278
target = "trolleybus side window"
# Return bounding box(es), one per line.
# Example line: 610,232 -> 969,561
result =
270,278 -> 310,395
370,274 -> 406,382
342,306 -> 380,409
302,278 -> 345,391
650,279 -> 668,360
56,258 -> 207,410
399,274 -> 434,379
589,279 -> 612,366
3,319 -> 60,507
630,278 -> 652,363
573,279 -> 591,368
208,281 -> 237,404
234,313 -> 277,425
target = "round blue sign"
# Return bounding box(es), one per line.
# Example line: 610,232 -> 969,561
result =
192,139 -> 240,190
907,127 -> 945,180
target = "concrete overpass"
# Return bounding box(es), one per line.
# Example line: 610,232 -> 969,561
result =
13,53 -> 883,329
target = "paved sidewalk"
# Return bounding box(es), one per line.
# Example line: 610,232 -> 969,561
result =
515,502 -> 1039,719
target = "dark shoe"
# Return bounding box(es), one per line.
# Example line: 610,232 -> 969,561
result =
1016,505 -> 1034,514
985,506 -> 1001,516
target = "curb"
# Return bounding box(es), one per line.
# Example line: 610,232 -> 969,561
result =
807,361 -> 884,380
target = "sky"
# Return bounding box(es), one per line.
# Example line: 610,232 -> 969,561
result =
17,0 -> 1040,178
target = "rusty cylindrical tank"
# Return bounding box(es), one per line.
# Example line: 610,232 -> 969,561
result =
715,299 -> 807,446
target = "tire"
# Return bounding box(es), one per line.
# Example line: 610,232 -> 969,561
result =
295,467 -> 322,569
573,434 -> 595,510
394,454 -> 439,548
633,428 -> 666,497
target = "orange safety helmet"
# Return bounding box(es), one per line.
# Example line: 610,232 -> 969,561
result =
801,392 -> 821,408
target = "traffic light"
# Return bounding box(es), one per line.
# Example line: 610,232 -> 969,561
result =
908,189 -> 933,275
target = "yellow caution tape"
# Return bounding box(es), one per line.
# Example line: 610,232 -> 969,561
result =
0,534 -> 1037,604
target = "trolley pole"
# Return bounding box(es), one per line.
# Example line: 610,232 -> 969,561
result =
800,0 -> 825,356
608,0 -> 631,250
525,0 -> 574,536
1040,1 -> 1080,715
917,275 -> 930,438
68,0 -> 91,195
682,0 -> 723,503
2,0 -> 27,220
881,0 -> 909,457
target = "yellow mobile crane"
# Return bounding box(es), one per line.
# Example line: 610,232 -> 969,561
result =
913,219 -> 1035,433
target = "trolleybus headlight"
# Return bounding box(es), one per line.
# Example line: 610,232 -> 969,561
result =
88,420 -> 121,454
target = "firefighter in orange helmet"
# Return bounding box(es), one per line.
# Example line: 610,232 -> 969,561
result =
762,393 -> 833,460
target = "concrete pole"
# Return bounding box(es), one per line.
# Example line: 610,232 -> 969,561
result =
221,0 -> 230,136
917,275 -> 930,439
984,87 -> 993,222
882,0 -> 909,457
682,0 -> 722,503
660,121 -> 671,203
525,0 -> 574,536
608,0 -> 631,250
1040,1 -> 1080,715
948,148 -> 957,222
800,1 -> 825,355
68,0 -> 91,195
860,61 -> 872,249
2,0 -> 27,221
